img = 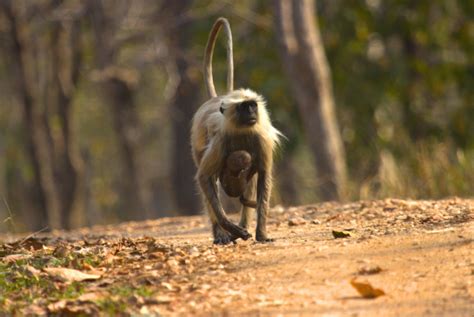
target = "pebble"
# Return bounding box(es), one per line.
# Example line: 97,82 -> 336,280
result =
288,217 -> 307,226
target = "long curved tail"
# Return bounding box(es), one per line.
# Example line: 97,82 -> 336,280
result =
203,17 -> 234,98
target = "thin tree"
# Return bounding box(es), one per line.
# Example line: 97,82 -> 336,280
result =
274,0 -> 347,201
0,1 -> 84,229
88,0 -> 148,219
158,1 -> 201,215
0,2 -> 49,230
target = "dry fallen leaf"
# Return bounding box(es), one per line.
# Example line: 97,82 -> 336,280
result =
52,245 -> 69,258
350,278 -> 385,299
48,300 -> 98,315
44,267 -> 101,283
23,265 -> 41,279
17,237 -> 46,250
47,300 -> 67,312
332,230 -> 351,239
2,253 -> 32,263
161,282 -> 174,291
147,295 -> 173,304
82,262 -> 94,270
77,292 -> 106,302
22,304 -> 47,315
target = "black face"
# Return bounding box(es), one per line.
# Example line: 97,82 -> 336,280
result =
236,100 -> 258,126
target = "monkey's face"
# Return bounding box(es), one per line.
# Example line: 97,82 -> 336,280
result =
221,100 -> 259,127
236,100 -> 258,126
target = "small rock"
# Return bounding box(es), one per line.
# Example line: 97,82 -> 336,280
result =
166,259 -> 179,267
161,282 -> 174,291
358,265 -> 382,275
189,246 -> 200,257
272,205 -> 285,213
201,284 -> 211,290
288,217 -> 307,226
139,306 -> 150,315
396,215 -> 409,221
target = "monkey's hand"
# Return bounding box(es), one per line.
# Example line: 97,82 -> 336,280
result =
220,220 -> 252,241
199,170 -> 251,243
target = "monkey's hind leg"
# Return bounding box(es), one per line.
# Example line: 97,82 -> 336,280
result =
239,176 -> 257,229
255,171 -> 274,243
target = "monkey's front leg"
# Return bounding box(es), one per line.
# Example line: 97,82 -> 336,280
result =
198,174 -> 252,243
256,170 -> 273,242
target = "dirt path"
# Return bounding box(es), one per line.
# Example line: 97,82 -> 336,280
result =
1,198 -> 473,316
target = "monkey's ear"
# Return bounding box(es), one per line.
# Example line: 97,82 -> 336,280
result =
220,107 -> 224,114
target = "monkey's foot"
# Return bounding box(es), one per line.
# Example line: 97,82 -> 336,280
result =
238,218 -> 249,230
256,234 -> 274,243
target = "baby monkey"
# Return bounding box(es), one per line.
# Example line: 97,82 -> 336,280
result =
191,17 -> 282,244
220,150 -> 257,208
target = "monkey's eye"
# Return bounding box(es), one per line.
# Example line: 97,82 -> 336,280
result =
220,107 -> 224,114
240,100 -> 257,111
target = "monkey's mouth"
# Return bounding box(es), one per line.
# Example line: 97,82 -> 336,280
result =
238,115 -> 257,126
242,118 -> 257,126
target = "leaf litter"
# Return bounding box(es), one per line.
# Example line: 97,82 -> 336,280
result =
0,198 -> 473,315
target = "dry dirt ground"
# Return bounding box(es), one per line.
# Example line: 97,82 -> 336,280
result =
1,198 -> 473,316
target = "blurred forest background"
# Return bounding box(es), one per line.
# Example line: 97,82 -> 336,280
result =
0,0 -> 472,232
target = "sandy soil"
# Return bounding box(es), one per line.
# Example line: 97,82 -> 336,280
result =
1,198 -> 473,316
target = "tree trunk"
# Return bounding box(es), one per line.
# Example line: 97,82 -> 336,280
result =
275,153 -> 301,206
275,125 -> 301,206
81,148 -> 101,226
162,0 -> 201,215
88,0 -> 148,220
274,0 -> 347,201
104,78 -> 147,220
170,64 -> 201,215
2,1 -> 85,230
1,2 -> 50,230
49,20 -> 82,229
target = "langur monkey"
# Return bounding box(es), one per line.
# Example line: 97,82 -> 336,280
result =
191,17 -> 282,244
